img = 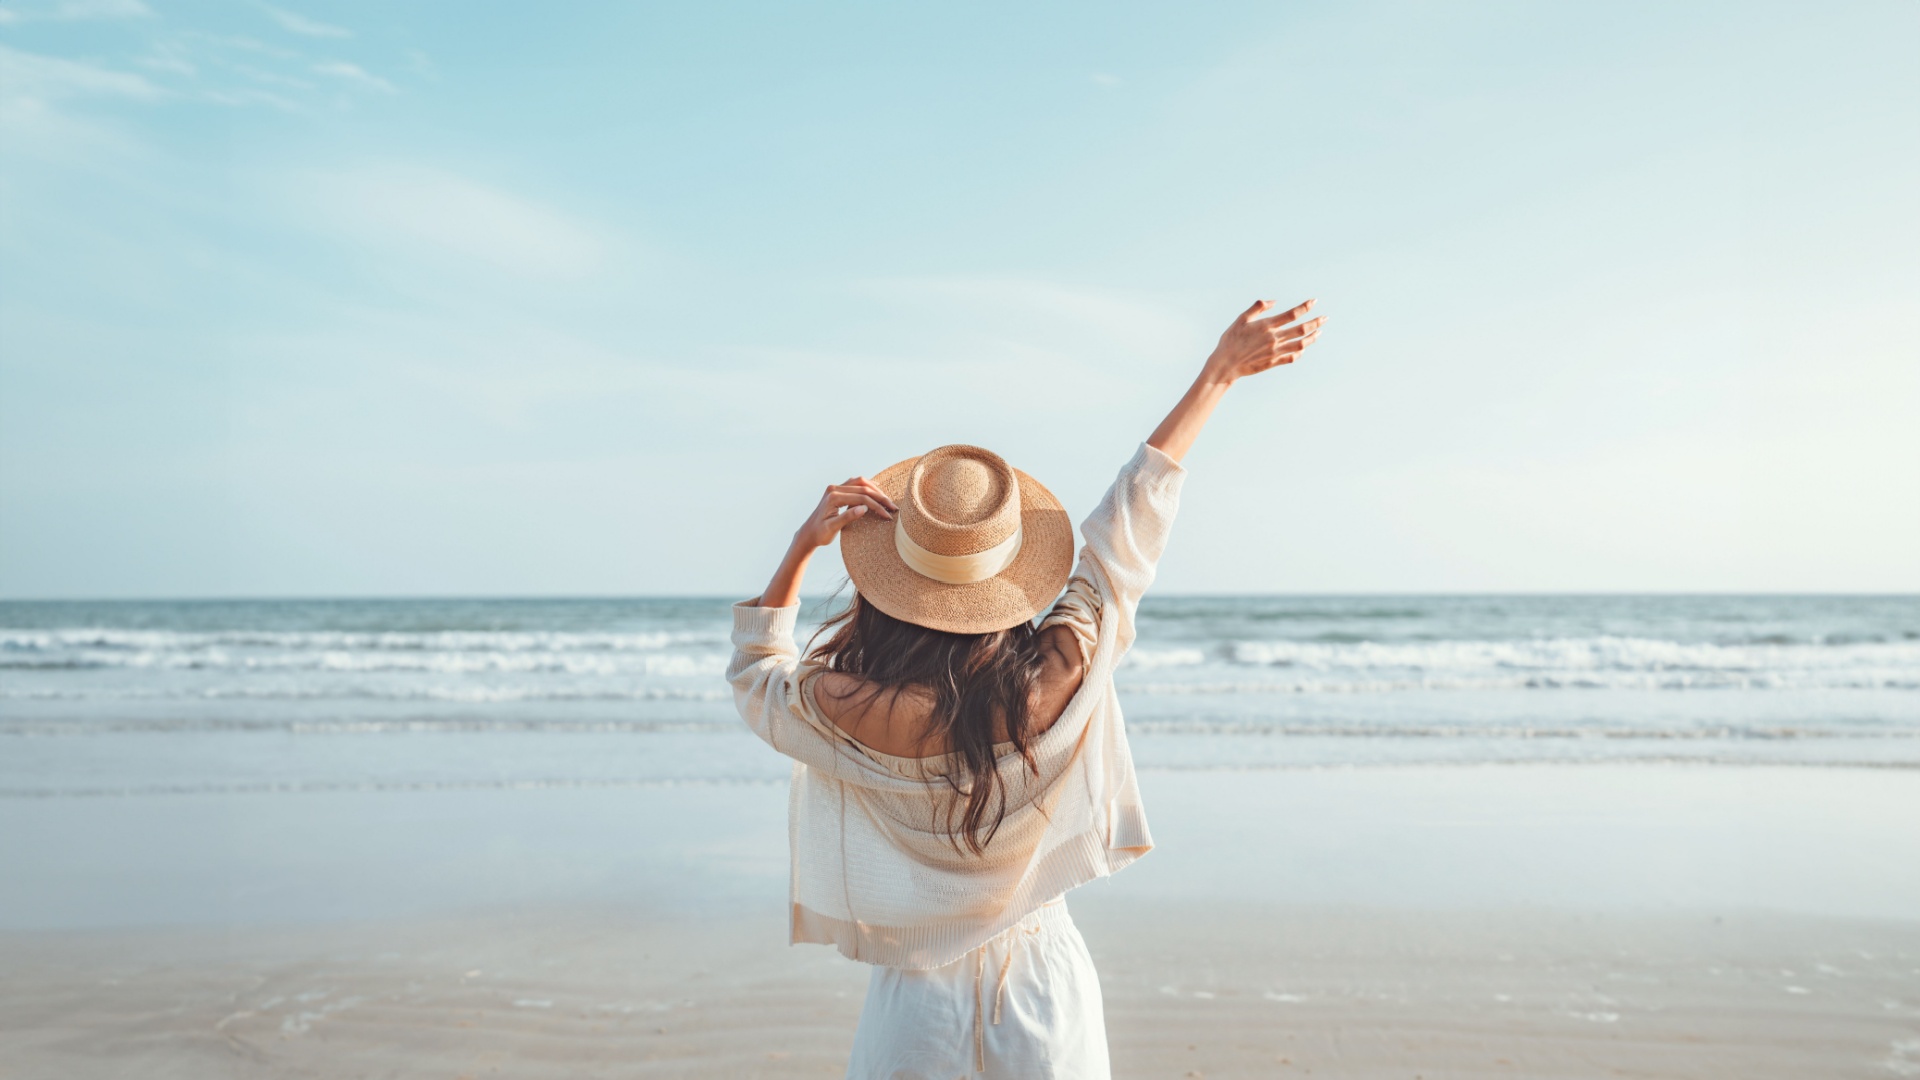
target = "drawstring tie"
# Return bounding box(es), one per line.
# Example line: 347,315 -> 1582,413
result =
972,915 -> 1048,1073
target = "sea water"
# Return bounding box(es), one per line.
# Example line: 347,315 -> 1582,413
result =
2,595 -> 1917,798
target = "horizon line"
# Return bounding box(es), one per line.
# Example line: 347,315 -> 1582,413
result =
3,590 -> 1917,604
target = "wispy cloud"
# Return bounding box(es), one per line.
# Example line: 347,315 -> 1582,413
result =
234,63 -> 313,91
260,4 -> 349,39
122,31 -> 358,114
295,165 -> 607,278
0,43 -> 162,101
54,0 -> 150,16
136,42 -> 196,77
0,0 -> 152,20
200,86 -> 302,112
179,31 -> 299,61
1,3 -> 406,120
312,60 -> 393,94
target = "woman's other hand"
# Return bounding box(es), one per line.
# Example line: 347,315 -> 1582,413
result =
1200,298 -> 1325,386
1147,296 -> 1327,462
755,477 -> 898,608
793,477 -> 897,551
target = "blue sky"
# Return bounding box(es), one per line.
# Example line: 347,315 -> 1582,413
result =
2,1 -> 1916,598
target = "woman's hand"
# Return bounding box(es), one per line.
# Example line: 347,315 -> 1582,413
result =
755,477 -> 898,608
792,477 -> 897,551
1148,297 -> 1327,463
1200,298 -> 1325,386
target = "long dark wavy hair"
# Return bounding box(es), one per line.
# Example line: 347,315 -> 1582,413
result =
806,591 -> 1045,856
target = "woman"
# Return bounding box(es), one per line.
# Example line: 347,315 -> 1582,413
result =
728,298 -> 1325,1078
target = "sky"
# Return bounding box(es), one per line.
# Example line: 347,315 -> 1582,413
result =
1,1 -> 1916,599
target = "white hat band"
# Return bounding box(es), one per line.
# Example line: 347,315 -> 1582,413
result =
894,522 -> 1024,585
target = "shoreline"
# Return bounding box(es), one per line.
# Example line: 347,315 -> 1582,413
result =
5,904 -> 1916,1078
5,763 -> 1917,1076
6,755 -> 1920,805
8,764 -> 1920,928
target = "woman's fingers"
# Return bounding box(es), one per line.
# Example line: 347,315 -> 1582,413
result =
1255,298 -> 1316,329
1240,328 -> 1322,372
820,503 -> 870,537
1200,296 -> 1323,386
824,489 -> 884,512
830,485 -> 895,514
798,477 -> 893,548
1239,328 -> 1317,362
824,489 -> 893,520
864,481 -> 898,512
1264,339 -> 1311,369
1268,315 -> 1326,343
1276,330 -> 1322,362
1280,329 -> 1322,356
837,477 -> 898,512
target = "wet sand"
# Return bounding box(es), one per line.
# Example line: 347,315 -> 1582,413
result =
5,904 -> 1918,1078
4,765 -> 1919,1077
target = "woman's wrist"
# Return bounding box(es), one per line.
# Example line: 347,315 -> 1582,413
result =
758,543 -> 813,608
1196,355 -> 1240,390
1148,368 -> 1232,462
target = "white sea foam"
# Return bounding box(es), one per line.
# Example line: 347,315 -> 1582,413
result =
0,645 -> 730,677
0,776 -> 788,798
0,684 -> 732,703
1103,635 -> 1920,693
1221,635 -> 1920,674
4,597 -> 1916,780
6,626 -> 1918,695
0,717 -> 736,735
10,627 -> 1914,680
1122,671 -> 1920,694
7,714 -> 1911,741
1121,647 -> 1210,669
0,627 -> 725,658
1120,720 -> 1920,739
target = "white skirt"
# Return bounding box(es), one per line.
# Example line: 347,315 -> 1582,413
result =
845,899 -> 1110,1080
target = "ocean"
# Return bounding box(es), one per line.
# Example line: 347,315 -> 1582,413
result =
3,595 -> 1917,799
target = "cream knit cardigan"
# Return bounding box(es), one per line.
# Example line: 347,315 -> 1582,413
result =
727,442 -> 1186,970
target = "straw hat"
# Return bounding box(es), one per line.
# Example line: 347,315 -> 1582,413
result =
839,444 -> 1075,635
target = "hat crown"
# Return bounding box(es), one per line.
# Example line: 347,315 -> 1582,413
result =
901,445 -> 1021,558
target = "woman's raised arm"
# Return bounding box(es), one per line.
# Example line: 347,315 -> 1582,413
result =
1147,298 -> 1325,462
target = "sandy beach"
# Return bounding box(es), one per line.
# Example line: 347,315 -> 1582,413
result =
7,904 -> 1918,1078
5,765 -> 1918,1078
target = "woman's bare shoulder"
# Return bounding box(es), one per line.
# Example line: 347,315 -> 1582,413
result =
808,628 -> 1085,757
809,671 -> 936,757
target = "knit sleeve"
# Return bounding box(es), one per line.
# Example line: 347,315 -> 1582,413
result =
1056,442 -> 1187,656
726,600 -> 861,770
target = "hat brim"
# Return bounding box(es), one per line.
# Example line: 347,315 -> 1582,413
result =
838,457 -> 1075,635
